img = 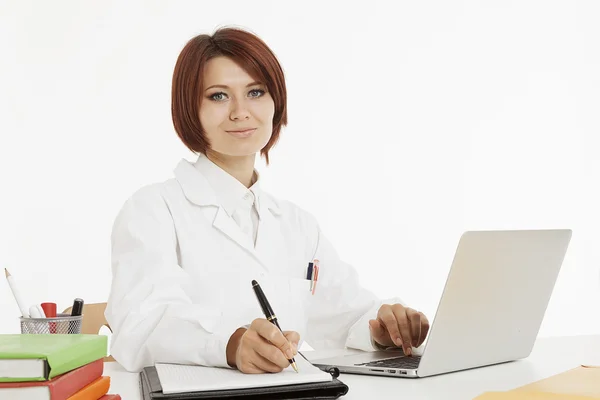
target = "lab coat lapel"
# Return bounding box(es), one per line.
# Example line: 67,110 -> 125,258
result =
254,194 -> 286,273
174,158 -> 270,270
212,205 -> 257,256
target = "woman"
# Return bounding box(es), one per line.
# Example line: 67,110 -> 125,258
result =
105,27 -> 430,374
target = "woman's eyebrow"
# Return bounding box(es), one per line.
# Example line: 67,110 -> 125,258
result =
205,81 -> 263,92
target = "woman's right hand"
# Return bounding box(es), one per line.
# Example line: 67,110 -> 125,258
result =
226,318 -> 299,374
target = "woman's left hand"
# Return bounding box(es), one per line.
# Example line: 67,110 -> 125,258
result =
369,304 -> 430,356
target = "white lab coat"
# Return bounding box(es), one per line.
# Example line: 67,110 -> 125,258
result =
105,157 -> 405,372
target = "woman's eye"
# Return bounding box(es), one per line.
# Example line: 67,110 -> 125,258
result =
209,92 -> 227,101
248,89 -> 265,98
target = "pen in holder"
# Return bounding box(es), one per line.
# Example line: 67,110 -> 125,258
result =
20,313 -> 83,334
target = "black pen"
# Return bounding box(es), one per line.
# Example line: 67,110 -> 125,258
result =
251,280 -> 299,373
69,298 -> 84,334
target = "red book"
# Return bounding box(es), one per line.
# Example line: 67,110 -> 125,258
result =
99,396 -> 121,400
0,359 -> 103,400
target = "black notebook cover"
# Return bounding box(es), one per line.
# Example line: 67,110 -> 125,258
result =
139,364 -> 349,400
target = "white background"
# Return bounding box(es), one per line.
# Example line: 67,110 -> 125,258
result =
0,1 -> 598,339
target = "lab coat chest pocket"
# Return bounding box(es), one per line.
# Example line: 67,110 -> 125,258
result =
258,276 -> 312,339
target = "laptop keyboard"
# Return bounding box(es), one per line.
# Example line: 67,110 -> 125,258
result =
357,355 -> 422,369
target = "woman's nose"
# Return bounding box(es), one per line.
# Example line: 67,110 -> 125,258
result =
229,99 -> 250,121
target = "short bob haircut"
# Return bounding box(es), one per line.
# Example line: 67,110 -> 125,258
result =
171,27 -> 287,165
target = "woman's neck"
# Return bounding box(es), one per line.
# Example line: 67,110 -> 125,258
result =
205,150 -> 257,188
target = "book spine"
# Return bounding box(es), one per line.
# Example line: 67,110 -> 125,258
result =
49,359 -> 104,399
66,376 -> 110,400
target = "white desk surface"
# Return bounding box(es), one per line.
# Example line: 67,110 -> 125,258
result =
105,334 -> 600,399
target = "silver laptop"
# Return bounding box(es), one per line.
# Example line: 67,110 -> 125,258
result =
312,229 -> 572,378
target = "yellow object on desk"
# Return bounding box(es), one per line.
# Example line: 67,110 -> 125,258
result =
474,392 -> 594,399
474,365 -> 600,399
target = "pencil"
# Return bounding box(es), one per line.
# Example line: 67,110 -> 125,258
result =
5,268 -> 30,318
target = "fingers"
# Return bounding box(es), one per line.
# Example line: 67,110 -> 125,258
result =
377,304 -> 431,355
406,308 -> 421,347
237,329 -> 287,372
369,319 -> 394,348
253,334 -> 292,369
235,333 -> 259,374
391,304 -> 412,355
251,319 -> 295,361
251,351 -> 287,373
283,331 -> 300,354
369,319 -> 385,338
235,321 -> 306,374
377,306 -> 407,352
235,319 -> 302,374
239,352 -> 283,374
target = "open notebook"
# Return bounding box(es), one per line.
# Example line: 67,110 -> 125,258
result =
155,354 -> 332,395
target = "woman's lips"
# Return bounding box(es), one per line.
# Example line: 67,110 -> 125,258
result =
226,128 -> 257,138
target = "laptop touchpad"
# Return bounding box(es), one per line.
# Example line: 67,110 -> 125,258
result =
339,350 -> 406,365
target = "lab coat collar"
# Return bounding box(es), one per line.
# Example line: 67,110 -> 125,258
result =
173,157 -> 284,272
246,179 -> 283,217
193,152 -> 260,218
173,156 -> 282,216
173,158 -> 218,206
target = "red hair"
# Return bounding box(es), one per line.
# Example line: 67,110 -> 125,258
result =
171,27 -> 287,165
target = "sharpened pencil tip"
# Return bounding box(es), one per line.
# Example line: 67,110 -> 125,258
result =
4,268 -> 9,278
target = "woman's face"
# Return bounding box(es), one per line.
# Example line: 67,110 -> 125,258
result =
199,56 -> 275,158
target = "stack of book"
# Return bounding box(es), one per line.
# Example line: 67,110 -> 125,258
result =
0,334 -> 121,399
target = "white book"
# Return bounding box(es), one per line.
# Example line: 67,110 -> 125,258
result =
155,355 -> 332,395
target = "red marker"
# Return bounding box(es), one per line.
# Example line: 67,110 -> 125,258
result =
41,302 -> 57,333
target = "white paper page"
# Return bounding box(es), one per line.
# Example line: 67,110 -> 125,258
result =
155,354 -> 333,395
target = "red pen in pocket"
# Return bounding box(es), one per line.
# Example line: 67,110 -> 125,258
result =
312,259 -> 320,295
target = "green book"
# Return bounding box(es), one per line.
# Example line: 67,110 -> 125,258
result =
0,334 -> 107,382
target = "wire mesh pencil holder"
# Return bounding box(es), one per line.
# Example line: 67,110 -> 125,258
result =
20,313 -> 83,334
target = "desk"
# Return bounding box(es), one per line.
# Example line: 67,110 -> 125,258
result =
105,334 -> 600,399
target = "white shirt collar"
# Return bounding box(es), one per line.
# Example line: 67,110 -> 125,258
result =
194,153 -> 262,218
